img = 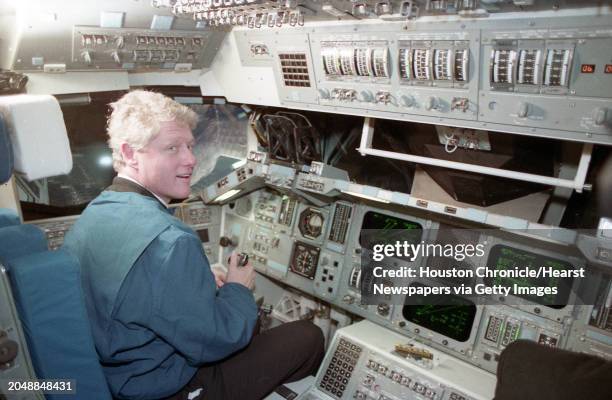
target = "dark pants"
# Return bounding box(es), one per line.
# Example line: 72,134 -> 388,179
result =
164,320 -> 325,400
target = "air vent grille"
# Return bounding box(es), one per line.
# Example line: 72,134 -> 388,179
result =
279,52 -> 311,87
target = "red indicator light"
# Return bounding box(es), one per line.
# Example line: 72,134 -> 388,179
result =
581,64 -> 596,73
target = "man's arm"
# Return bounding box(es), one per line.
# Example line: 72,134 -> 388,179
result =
148,232 -> 258,365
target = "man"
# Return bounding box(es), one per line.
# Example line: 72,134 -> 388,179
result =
63,90 -> 324,400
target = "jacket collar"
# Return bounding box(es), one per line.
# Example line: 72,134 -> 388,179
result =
106,176 -> 168,209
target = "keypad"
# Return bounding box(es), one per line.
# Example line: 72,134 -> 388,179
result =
318,338 -> 362,398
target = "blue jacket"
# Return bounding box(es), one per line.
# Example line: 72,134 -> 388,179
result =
63,190 -> 258,399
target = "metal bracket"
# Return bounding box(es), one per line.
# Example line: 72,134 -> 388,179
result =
357,117 -> 593,193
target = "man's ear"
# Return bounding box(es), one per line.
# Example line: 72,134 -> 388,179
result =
120,142 -> 138,169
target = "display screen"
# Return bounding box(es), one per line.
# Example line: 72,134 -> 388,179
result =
359,211 -> 422,250
197,228 -> 210,243
485,244 -> 574,308
402,283 -> 476,342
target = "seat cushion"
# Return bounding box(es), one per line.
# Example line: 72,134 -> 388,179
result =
6,249 -> 112,400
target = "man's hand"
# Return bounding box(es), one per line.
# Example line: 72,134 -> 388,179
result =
211,266 -> 227,288
226,252 -> 255,290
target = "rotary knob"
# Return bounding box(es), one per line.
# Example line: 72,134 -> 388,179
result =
358,90 -> 374,103
318,88 -> 330,100
424,96 -> 438,111
517,102 -> 530,118
0,332 -> 18,365
377,303 -> 390,316
400,95 -> 415,108
219,236 -> 237,247
593,107 -> 608,126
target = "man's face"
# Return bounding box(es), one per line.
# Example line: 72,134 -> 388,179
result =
134,120 -> 196,203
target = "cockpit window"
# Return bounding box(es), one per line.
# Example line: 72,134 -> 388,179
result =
191,103 -> 249,185
18,92 -> 248,221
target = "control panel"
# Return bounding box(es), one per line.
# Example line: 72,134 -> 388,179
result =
310,31 -> 473,116
29,215 -> 79,251
235,10 -> 612,144
173,201 -> 222,261
71,26 -> 216,71
203,151 -> 612,376
218,179 -> 610,374
208,162 -> 267,204
302,320 -> 496,400
11,26 -> 225,72
28,201 -> 221,259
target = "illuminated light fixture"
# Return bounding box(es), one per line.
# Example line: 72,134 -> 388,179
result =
97,155 -> 113,168
100,11 -> 125,28
151,15 -> 174,30
232,159 -> 246,169
214,189 -> 241,202
174,96 -> 204,105
341,190 -> 390,204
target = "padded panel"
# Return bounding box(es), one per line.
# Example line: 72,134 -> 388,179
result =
0,224 -> 47,262
0,208 -> 20,228
0,116 -> 13,184
7,249 -> 112,400
0,94 -> 72,181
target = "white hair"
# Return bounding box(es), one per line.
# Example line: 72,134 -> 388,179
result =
107,90 -> 199,171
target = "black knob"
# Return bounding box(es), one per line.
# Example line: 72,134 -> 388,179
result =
219,236 -> 236,247
0,334 -> 18,365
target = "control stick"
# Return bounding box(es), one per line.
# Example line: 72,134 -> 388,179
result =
227,252 -> 249,267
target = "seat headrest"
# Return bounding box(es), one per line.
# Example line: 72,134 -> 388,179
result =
0,116 -> 13,184
0,209 -> 20,228
0,94 -> 72,181
0,224 -> 47,263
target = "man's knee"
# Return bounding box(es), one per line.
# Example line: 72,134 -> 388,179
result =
293,320 -> 325,358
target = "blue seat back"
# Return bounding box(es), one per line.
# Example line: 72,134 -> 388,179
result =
0,224 -> 112,400
0,224 -> 47,257
0,208 -> 20,228
0,116 -> 13,184
0,114 -> 20,228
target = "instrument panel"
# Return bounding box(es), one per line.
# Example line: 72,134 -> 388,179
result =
487,38 -> 578,97
227,186 -> 610,374
28,215 -> 79,251
321,42 -> 390,82
304,320 -> 496,400
398,41 -> 470,88
12,25 -> 225,72
28,201 -> 221,258
236,10 -> 612,144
